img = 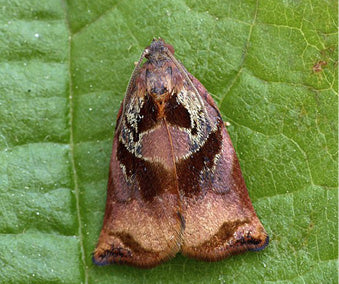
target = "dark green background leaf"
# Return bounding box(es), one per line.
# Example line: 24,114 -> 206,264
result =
0,0 -> 337,283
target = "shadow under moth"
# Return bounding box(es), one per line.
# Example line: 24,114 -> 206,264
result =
93,38 -> 269,268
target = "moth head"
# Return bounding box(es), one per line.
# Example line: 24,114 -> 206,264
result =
143,39 -> 180,103
144,38 -> 175,62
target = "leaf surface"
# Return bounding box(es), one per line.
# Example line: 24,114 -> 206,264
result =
0,0 -> 337,283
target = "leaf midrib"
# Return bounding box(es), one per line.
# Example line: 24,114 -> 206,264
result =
61,0 -> 88,282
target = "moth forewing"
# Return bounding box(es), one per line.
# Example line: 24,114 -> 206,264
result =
93,38 -> 269,268
116,48 -> 150,134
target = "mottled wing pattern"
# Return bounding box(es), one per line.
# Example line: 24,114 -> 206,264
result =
93,39 -> 268,268
93,93 -> 183,268
178,76 -> 269,260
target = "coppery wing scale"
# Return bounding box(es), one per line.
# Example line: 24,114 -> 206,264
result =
179,91 -> 269,260
94,38 -> 268,268
93,90 -> 183,268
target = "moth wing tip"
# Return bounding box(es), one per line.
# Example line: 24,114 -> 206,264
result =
249,234 -> 269,252
92,252 -> 109,266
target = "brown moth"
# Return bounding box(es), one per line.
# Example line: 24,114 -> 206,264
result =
93,38 -> 269,268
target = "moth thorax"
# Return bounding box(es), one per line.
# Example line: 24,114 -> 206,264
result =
146,68 -> 173,102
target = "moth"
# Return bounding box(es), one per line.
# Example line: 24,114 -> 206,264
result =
93,38 -> 269,268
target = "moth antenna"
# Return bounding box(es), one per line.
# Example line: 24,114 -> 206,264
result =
116,48 -> 149,132
165,49 -> 211,122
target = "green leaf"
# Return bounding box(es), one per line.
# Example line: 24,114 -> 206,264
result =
0,0 -> 337,283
